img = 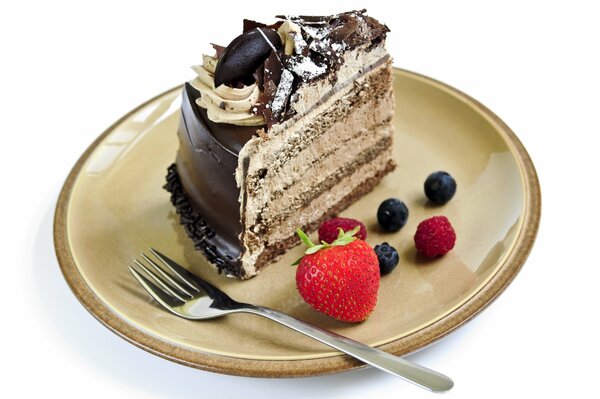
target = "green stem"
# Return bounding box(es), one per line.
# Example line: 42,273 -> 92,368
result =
296,228 -> 315,248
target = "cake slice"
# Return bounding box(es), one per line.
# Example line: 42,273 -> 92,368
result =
165,10 -> 395,279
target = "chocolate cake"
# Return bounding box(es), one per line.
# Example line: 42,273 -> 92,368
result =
165,10 -> 395,279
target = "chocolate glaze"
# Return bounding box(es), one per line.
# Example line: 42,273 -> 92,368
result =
172,83 -> 260,271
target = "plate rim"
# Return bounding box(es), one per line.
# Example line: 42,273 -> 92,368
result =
53,67 -> 541,377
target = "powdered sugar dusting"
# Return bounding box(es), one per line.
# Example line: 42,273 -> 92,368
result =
301,25 -> 332,40
309,37 -> 330,52
287,55 -> 327,81
289,31 -> 308,55
331,42 -> 345,52
271,69 -> 294,116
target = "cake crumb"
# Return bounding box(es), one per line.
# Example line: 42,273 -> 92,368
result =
257,128 -> 269,139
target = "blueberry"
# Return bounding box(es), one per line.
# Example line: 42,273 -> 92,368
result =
374,242 -> 399,274
424,171 -> 457,204
377,198 -> 409,232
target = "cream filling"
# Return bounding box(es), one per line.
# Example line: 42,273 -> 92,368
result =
254,92 -> 394,219
189,55 -> 264,126
266,140 -> 394,245
265,126 -> 392,223
266,148 -> 394,244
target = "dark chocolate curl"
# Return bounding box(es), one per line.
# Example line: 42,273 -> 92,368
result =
211,43 -> 226,60
214,28 -> 282,87
328,17 -> 359,42
264,50 -> 283,86
243,19 -> 283,32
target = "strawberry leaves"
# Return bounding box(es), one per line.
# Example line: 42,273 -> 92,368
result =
292,226 -> 361,265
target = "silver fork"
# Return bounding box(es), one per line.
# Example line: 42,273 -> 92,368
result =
129,248 -> 454,393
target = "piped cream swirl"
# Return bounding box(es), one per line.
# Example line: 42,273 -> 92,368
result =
189,55 -> 265,126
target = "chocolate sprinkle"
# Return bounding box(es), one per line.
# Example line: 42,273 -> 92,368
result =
164,164 -> 245,278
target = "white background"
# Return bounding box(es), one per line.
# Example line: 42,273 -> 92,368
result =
3,1 -> 599,398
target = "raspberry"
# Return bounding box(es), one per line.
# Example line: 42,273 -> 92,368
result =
318,217 -> 367,244
414,216 -> 456,257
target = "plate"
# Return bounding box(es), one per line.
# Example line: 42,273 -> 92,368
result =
54,68 -> 540,377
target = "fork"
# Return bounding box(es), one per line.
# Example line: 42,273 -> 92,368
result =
128,248 -> 454,393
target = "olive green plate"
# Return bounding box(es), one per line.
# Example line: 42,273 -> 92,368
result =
54,68 -> 540,377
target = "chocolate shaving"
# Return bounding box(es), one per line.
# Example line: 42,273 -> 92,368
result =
300,25 -> 332,41
264,50 -> 283,86
253,62 -> 265,91
270,69 -> 294,120
211,43 -> 226,60
252,78 -> 278,128
226,10 -> 389,131
288,31 -> 309,56
276,14 -> 332,25
243,19 -> 283,32
337,11 -> 389,49
309,38 -> 332,56
262,108 -> 275,129
364,15 -> 390,47
328,17 -> 359,42
285,55 -> 327,81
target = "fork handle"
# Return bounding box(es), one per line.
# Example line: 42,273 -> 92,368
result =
241,305 -> 453,393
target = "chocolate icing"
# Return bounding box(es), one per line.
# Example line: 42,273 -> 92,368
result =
165,164 -> 247,277
171,83 -> 260,273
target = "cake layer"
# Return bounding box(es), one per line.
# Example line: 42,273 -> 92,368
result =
253,157 -> 396,270
252,92 -> 394,226
265,129 -> 393,233
240,46 -> 390,187
266,148 -> 394,244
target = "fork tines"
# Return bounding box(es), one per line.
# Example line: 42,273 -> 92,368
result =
128,249 -> 200,308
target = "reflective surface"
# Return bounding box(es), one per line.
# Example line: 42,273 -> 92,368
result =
56,69 -> 539,374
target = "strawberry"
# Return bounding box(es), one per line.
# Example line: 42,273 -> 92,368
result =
293,227 -> 380,322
